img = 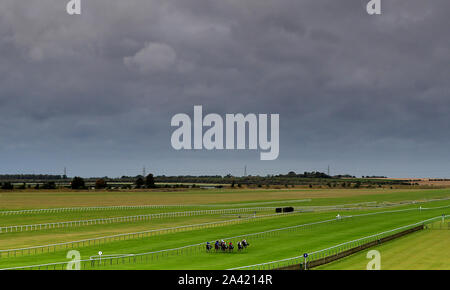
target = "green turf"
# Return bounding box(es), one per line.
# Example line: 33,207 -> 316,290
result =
2,187 -> 449,210
1,204 -> 448,269
0,207 -> 278,227
0,188 -> 448,270
316,226 -> 450,270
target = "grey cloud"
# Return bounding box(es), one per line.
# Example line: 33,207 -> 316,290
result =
0,0 -> 450,177
124,42 -> 177,73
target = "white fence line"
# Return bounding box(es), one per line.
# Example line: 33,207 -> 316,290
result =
228,215 -> 449,270
0,213 -> 343,270
2,213 -> 448,270
0,211 -> 302,258
2,196 -> 448,217
2,203 -> 449,256
4,199 -> 449,234
0,199 -> 312,216
299,197 -> 450,212
0,205 -> 185,216
308,216 -> 447,256
0,207 -> 276,234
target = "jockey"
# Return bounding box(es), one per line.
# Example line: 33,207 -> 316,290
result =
221,242 -> 227,251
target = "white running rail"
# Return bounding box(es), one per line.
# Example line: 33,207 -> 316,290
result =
0,207 -> 275,233
228,215 -> 449,270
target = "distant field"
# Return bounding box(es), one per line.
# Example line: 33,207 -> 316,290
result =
0,187 -> 448,270
1,187 -> 449,209
317,226 -> 450,270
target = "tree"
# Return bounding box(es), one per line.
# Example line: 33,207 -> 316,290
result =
145,174 -> 156,188
95,179 -> 107,189
71,177 -> 85,190
42,182 -> 56,189
1,182 -> 13,190
287,171 -> 296,177
135,177 -> 144,189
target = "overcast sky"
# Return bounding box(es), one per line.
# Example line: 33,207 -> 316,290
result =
1,0 -> 450,178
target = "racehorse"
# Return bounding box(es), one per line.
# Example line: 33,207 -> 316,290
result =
220,241 -> 228,251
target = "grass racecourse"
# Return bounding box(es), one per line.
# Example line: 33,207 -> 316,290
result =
0,187 -> 449,270
317,222 -> 450,270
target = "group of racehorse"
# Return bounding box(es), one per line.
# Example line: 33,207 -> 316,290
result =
206,239 -> 249,252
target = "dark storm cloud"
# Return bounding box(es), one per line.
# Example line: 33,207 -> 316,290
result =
1,0 -> 450,177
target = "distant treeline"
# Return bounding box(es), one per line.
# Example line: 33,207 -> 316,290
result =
150,171 -> 402,187
0,171 -> 412,190
0,174 -> 66,181
153,171 -> 335,186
